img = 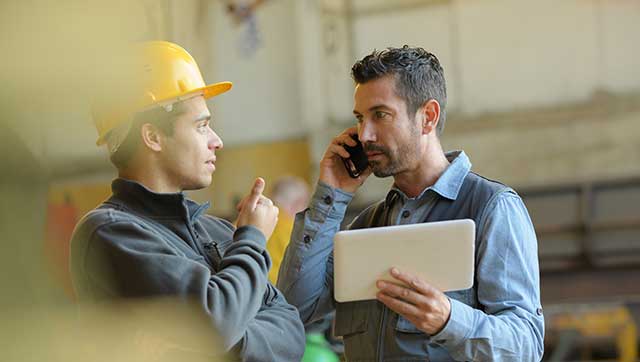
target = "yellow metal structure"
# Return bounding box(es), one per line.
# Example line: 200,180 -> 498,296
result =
550,305 -> 637,361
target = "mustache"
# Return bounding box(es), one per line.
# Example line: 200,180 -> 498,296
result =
363,143 -> 389,155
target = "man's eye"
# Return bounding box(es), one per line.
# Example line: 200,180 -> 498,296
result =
375,111 -> 388,119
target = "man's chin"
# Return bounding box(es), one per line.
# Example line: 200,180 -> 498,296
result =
371,164 -> 393,178
372,170 -> 394,178
182,178 -> 212,191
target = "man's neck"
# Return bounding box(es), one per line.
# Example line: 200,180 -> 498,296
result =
392,137 -> 449,199
119,162 -> 180,194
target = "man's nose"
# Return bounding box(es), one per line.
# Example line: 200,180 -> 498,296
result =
208,127 -> 223,150
358,119 -> 376,143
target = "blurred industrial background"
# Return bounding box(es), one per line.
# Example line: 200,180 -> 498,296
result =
1,0 -> 639,361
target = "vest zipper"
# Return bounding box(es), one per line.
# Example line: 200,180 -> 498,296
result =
377,305 -> 388,361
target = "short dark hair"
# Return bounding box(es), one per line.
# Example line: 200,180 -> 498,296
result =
109,106 -> 178,169
351,45 -> 447,136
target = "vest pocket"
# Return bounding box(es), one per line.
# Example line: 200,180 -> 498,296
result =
335,301 -> 375,361
334,301 -> 368,337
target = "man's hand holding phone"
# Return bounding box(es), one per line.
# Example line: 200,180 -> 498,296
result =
319,127 -> 372,193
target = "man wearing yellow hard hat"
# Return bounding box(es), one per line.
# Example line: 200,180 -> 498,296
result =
70,41 -> 305,361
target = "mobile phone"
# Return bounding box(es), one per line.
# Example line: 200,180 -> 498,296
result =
342,134 -> 369,178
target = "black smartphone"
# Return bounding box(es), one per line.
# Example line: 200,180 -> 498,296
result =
342,134 -> 369,178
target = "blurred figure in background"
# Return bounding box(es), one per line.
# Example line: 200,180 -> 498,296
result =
267,175 -> 310,284
70,41 -> 304,362
266,176 -> 338,362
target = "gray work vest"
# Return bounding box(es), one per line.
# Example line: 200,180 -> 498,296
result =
335,171 -> 511,362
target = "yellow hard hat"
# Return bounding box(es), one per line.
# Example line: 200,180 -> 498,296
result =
93,41 -> 232,146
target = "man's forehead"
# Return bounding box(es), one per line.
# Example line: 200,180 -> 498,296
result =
177,95 -> 211,118
354,79 -> 402,112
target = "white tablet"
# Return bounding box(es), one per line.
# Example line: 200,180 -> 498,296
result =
333,219 -> 475,303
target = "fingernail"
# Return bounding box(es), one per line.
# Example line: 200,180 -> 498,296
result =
390,267 -> 399,276
377,281 -> 385,288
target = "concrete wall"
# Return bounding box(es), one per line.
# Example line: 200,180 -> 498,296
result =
349,0 -> 640,115
210,0 -> 307,145
443,95 -> 640,189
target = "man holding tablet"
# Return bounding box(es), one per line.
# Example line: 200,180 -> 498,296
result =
278,46 -> 544,361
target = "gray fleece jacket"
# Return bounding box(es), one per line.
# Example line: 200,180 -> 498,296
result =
70,178 -> 305,362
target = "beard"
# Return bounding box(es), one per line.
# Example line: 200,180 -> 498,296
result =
364,143 -> 402,178
364,133 -> 420,178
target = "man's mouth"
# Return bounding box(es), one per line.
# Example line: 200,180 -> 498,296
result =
365,145 -> 386,159
205,158 -> 216,169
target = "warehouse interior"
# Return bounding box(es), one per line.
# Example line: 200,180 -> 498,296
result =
1,0 -> 639,361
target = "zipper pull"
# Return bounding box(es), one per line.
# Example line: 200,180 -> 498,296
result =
204,241 -> 223,261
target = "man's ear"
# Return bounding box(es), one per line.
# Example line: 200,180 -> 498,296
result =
140,123 -> 163,152
420,99 -> 441,135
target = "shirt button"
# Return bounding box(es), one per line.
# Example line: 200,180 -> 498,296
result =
536,307 -> 543,316
401,210 -> 411,218
303,234 -> 312,243
323,195 -> 333,205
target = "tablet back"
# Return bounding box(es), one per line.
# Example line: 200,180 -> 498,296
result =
333,219 -> 475,303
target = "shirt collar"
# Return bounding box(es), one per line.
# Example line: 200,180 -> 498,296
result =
386,150 -> 472,204
110,178 -> 210,221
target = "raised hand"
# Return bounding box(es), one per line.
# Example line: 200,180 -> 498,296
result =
235,177 -> 279,240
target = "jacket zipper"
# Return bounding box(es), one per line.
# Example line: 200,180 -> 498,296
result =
186,222 -> 212,263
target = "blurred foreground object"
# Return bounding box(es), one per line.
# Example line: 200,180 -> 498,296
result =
1,298 -> 227,362
0,2 -> 229,362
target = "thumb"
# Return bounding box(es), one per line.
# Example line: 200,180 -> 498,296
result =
245,177 -> 265,210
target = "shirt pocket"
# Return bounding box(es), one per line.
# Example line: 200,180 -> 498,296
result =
392,314 -> 431,359
394,314 -> 423,334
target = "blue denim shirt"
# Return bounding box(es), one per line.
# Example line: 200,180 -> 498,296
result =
278,151 -> 544,361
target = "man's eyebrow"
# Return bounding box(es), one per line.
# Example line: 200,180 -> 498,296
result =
353,105 -> 391,115
193,113 -> 211,123
369,105 -> 391,112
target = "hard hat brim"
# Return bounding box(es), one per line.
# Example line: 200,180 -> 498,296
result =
201,81 -> 233,100
95,81 -> 232,146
